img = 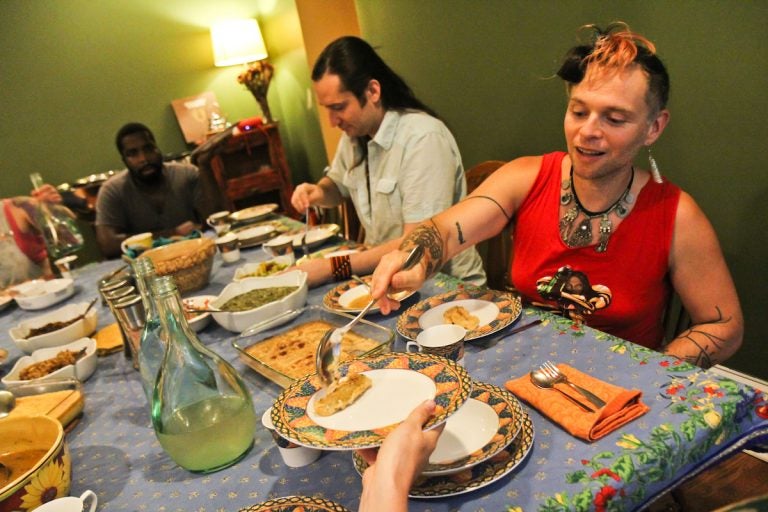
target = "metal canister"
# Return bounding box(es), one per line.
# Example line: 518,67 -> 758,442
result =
98,277 -> 130,306
112,294 -> 146,370
104,285 -> 136,359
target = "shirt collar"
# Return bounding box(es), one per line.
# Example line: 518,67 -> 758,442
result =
370,110 -> 401,151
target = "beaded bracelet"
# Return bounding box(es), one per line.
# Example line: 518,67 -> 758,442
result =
330,254 -> 352,281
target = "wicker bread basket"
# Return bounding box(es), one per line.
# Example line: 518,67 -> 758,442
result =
139,238 -> 216,293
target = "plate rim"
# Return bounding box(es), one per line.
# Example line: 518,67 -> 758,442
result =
396,288 -> 522,341
422,380 -> 524,476
352,408 -> 535,498
238,495 -> 352,512
271,352 -> 472,450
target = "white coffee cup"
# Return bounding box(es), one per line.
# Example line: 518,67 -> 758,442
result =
54,254 -> 78,279
215,233 -> 240,263
34,490 -> 98,512
207,211 -> 231,235
261,407 -> 321,467
406,324 -> 467,365
262,234 -> 296,263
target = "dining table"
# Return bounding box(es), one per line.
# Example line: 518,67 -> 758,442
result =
1,217 -> 767,512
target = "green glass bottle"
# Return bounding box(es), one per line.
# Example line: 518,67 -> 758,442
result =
149,276 -> 256,473
131,258 -> 164,404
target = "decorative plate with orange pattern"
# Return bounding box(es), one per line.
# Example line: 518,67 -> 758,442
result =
396,288 -> 522,341
239,495 -> 352,512
271,352 -> 472,450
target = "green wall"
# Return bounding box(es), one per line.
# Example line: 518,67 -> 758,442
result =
356,1 -> 767,379
0,0 -> 326,203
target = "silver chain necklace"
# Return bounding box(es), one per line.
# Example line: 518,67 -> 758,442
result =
559,166 -> 635,252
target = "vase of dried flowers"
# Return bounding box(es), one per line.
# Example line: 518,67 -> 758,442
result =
237,61 -> 274,123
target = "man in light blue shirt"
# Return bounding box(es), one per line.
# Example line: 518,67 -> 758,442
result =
291,36 -> 485,287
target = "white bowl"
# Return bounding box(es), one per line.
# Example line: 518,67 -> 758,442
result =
11,278 -> 75,310
181,295 -> 217,332
9,302 -> 98,354
211,270 -> 308,333
233,256 -> 294,282
2,337 -> 98,385
235,225 -> 276,247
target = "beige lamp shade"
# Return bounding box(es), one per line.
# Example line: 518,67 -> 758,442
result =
211,19 -> 268,67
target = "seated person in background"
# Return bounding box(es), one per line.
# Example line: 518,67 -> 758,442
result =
370,23 -> 743,369
1,184 -> 64,289
95,122 -> 207,258
357,399 -> 444,512
291,36 -> 486,288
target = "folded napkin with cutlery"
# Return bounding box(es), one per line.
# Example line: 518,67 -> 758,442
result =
505,363 -> 649,442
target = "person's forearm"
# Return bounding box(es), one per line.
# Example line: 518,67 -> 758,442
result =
314,177 -> 343,208
359,477 -> 409,512
663,313 -> 743,368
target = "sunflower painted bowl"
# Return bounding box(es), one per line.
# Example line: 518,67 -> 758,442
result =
0,416 -> 70,511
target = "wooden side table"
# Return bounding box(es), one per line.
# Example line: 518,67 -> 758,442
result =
206,123 -> 298,218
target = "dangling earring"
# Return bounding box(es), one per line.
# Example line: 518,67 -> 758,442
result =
647,146 -> 663,184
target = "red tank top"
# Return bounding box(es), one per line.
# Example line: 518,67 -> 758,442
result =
510,152 -> 680,348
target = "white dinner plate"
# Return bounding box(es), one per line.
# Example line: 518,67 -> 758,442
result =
322,275 -> 416,315
422,380 -> 523,476
235,225 -> 276,248
396,288 -> 522,341
290,224 -> 340,250
271,352 -> 472,450
229,203 -> 278,223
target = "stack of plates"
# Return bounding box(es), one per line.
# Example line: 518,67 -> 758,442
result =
353,380 -> 534,498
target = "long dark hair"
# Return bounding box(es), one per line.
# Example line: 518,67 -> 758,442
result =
557,22 -> 670,115
312,36 -> 437,117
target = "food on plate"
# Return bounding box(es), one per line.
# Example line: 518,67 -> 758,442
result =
19,349 -> 87,380
220,286 -> 299,312
347,292 -> 372,310
244,320 -> 381,380
314,373 -> 372,416
240,260 -> 289,278
443,305 -> 480,330
24,316 -> 80,339
0,448 -> 49,487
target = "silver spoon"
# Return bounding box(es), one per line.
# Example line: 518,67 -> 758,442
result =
0,390 -> 16,419
316,245 -> 424,386
529,369 -> 595,413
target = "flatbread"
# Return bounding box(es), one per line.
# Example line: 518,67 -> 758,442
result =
313,373 -> 372,416
244,320 -> 380,380
443,305 -> 479,330
94,323 -> 123,356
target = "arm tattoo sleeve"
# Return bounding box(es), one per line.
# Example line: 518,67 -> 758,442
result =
664,306 -> 731,369
399,221 -> 444,278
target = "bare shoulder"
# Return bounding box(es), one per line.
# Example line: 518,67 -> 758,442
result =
670,190 -> 724,267
471,155 -> 543,211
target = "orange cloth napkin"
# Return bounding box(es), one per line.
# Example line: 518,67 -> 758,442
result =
505,363 -> 649,442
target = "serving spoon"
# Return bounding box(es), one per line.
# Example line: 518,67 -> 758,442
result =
316,245 -> 424,387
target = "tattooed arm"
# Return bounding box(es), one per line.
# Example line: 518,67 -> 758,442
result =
663,192 -> 743,367
371,157 -> 541,314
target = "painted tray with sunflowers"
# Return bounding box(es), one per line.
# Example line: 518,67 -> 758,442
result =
396,288 -> 522,341
322,275 -> 418,315
239,496 -> 351,512
271,352 -> 472,451
422,380 -> 524,476
353,409 -> 535,498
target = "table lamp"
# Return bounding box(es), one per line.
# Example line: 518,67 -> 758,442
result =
211,19 -> 274,123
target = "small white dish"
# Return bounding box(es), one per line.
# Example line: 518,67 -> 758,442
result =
429,398 -> 498,466
9,301 -> 98,354
181,295 -> 217,332
233,256 -> 293,282
2,337 -> 98,385
211,270 -> 308,333
12,278 -> 76,310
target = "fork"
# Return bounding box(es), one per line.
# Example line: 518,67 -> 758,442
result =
542,361 -> 607,408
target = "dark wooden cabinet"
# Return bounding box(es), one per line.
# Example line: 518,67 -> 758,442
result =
208,123 -> 297,217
